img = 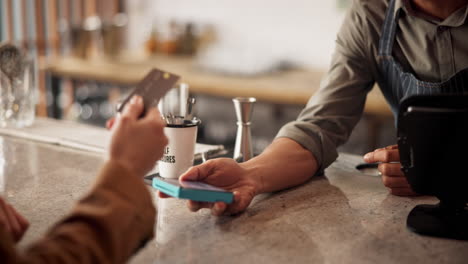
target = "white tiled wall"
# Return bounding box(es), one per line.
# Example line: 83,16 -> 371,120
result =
126,0 -> 347,69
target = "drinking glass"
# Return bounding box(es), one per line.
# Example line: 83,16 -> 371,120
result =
0,51 -> 36,128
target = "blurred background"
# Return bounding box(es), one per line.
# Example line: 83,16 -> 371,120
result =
0,0 -> 395,155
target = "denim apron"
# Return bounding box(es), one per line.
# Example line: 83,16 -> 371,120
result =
377,0 -> 468,117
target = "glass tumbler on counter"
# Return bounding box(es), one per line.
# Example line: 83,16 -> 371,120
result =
0,46 -> 37,128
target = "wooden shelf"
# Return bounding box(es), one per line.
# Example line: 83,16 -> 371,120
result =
43,55 -> 392,117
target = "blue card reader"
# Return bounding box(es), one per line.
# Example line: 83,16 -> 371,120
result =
152,177 -> 234,204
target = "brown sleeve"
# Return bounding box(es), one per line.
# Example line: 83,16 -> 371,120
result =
0,161 -> 156,264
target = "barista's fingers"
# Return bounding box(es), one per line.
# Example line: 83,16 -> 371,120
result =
158,191 -> 171,199
382,175 -> 411,188
378,163 -> 404,176
180,166 -> 203,182
180,161 -> 215,183
372,145 -> 398,152
377,148 -> 400,162
224,192 -> 247,216
211,202 -> 227,216
364,148 -> 400,163
186,200 -> 213,212
187,200 -> 201,212
390,187 -> 418,196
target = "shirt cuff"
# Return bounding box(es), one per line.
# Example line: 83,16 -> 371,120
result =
275,121 -> 339,172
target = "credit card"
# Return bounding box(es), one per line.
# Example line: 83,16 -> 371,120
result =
117,68 -> 180,115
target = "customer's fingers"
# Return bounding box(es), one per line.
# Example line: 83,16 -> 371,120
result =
142,108 -> 166,133
0,200 -> 9,231
364,148 -> 400,163
142,108 -> 162,123
0,201 -> 21,241
0,199 -> 13,232
6,203 -> 28,242
10,204 -> 29,232
121,95 -> 144,119
106,117 -> 116,130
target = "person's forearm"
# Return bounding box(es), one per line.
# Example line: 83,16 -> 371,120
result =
242,138 -> 318,194
2,161 -> 156,264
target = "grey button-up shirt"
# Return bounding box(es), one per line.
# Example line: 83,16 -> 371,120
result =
276,0 -> 468,171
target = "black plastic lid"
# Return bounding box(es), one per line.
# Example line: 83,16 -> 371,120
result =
166,118 -> 201,128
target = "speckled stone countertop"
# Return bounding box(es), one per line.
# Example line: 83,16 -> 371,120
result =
1,135 -> 467,264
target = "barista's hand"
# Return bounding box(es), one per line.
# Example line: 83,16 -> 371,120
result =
0,197 -> 29,243
364,145 -> 417,196
159,158 -> 258,216
109,95 -> 168,177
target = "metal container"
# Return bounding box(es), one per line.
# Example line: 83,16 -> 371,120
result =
233,97 -> 256,162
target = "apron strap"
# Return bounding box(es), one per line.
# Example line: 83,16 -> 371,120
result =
378,0 -> 402,56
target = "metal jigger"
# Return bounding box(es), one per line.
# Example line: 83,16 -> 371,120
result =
233,97 -> 256,162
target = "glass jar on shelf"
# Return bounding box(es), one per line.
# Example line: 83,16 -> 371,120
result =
0,43 -> 37,128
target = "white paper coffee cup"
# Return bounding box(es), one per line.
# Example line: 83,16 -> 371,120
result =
159,119 -> 200,179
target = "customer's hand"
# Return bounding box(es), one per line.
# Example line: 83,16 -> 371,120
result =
0,197 -> 29,243
109,95 -> 168,177
106,117 -> 116,130
364,145 -> 417,196
159,158 -> 258,216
